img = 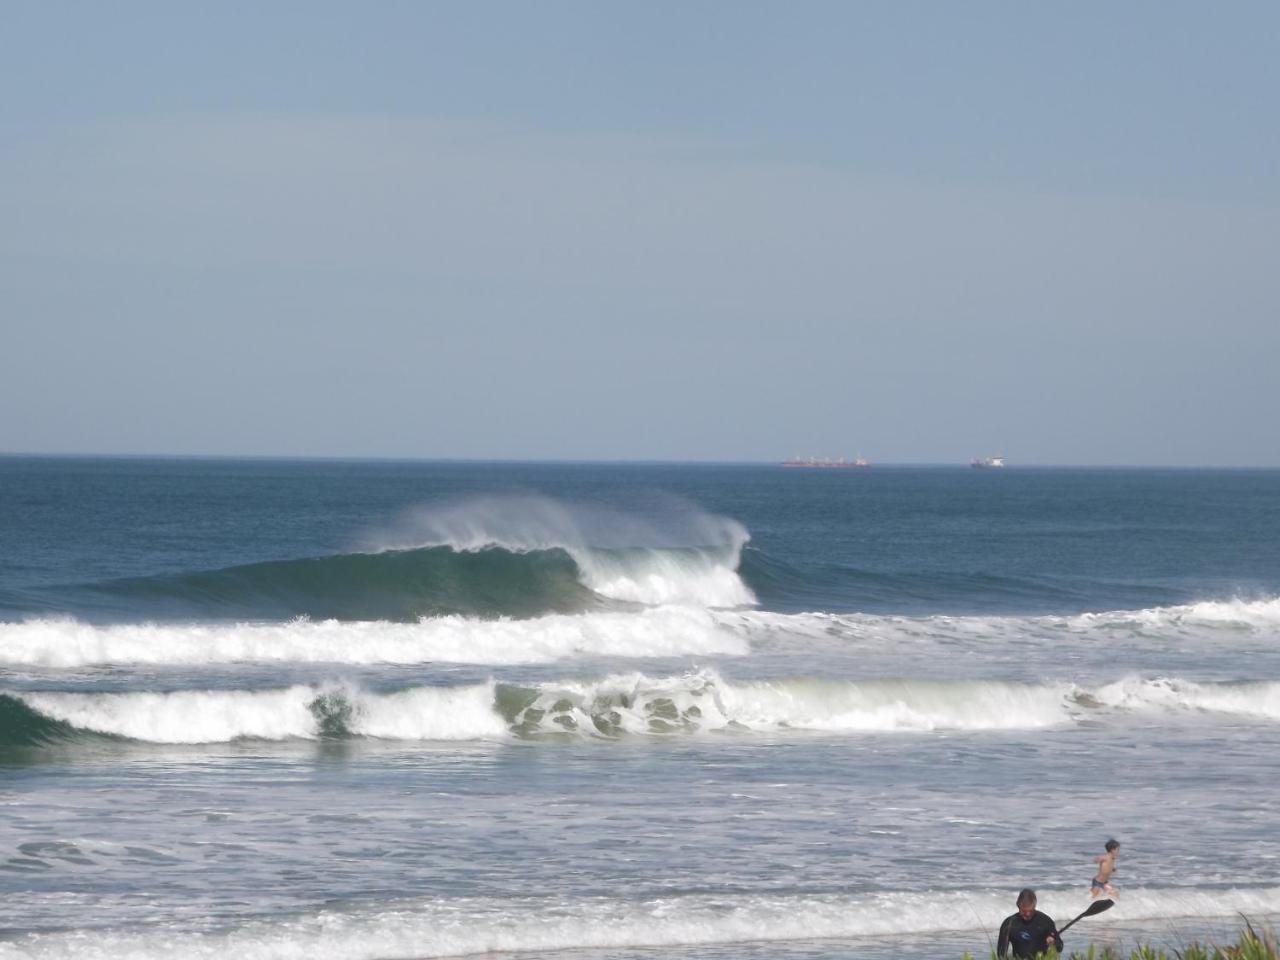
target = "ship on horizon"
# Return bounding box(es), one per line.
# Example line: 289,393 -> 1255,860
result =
970,455 -> 1006,468
782,456 -> 869,468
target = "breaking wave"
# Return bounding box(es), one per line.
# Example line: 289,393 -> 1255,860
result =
0,886 -> 1277,960
370,494 -> 755,608
0,607 -> 748,668
3,594 -> 1279,670
7,672 -> 1280,745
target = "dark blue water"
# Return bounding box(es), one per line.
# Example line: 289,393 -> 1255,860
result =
4,457 -> 1278,619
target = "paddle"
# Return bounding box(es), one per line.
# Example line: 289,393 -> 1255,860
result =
1056,898 -> 1115,936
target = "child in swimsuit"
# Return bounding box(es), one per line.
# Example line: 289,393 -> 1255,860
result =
1091,838 -> 1120,898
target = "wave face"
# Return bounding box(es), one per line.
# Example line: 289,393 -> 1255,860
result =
72,545 -> 599,621
9,673 -> 1280,745
0,886 -> 1276,960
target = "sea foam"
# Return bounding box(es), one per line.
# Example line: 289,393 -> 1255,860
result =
0,886 -> 1276,960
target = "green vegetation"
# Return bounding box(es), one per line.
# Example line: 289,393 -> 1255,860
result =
962,923 -> 1279,960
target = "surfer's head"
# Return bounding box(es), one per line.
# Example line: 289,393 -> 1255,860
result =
1016,888 -> 1037,920
1105,839 -> 1120,854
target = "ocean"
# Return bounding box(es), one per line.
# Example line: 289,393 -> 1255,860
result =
2,457 -> 1279,959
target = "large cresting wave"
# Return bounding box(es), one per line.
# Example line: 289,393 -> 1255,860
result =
369,494 -> 756,608
33,496 -> 756,622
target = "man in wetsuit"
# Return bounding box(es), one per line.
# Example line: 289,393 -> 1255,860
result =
998,888 -> 1063,958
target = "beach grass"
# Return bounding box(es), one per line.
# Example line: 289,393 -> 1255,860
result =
963,922 -> 1279,960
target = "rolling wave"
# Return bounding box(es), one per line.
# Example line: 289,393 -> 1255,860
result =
7,672 -> 1280,745
0,886 -> 1276,960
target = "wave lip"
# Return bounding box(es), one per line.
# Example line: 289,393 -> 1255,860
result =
1,886 -> 1277,960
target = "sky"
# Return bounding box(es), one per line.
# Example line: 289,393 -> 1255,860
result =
2,1 -> 1277,465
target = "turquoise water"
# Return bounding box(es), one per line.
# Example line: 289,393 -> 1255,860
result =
2,457 -> 1279,958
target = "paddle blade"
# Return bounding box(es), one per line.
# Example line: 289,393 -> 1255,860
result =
1083,899 -> 1115,917
1057,899 -> 1115,935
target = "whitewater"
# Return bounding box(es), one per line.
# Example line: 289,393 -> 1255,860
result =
3,460 -> 1280,960
8,672 -> 1280,744
3,596 -> 1278,668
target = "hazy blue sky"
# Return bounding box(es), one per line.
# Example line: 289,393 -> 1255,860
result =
3,1 -> 1277,464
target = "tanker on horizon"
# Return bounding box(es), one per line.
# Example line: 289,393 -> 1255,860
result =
970,455 -> 1006,468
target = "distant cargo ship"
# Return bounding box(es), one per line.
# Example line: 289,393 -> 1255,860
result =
970,456 -> 1006,468
783,456 -> 869,468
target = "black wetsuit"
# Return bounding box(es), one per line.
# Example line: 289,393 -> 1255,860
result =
998,910 -> 1063,958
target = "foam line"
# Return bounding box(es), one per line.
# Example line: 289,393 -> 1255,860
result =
1,886 -> 1276,960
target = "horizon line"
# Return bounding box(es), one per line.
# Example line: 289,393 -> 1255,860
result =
2,451 -> 1278,470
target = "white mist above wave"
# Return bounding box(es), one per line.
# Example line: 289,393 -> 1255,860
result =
2,886 -> 1277,960
367,494 -> 757,607
13,672 -> 1280,743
